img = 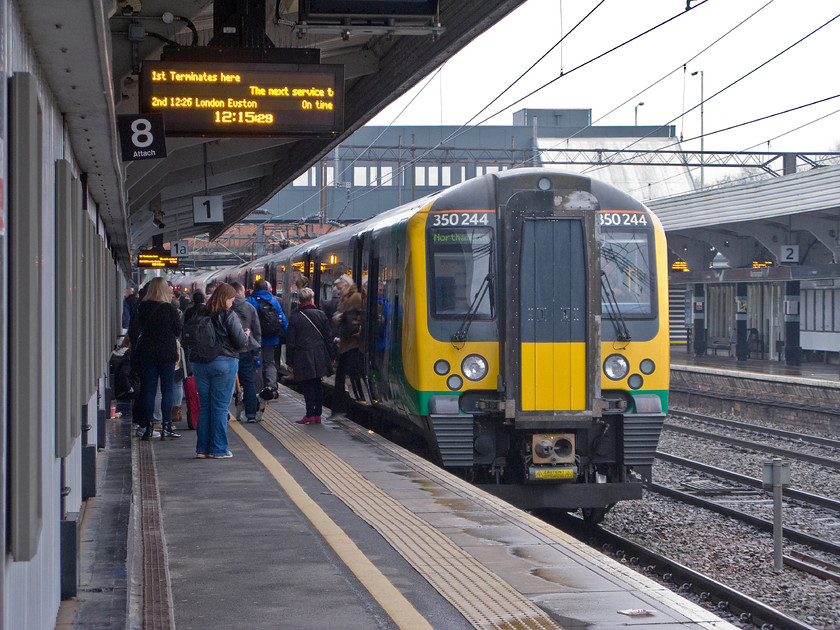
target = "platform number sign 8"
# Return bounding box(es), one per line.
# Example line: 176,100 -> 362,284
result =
779,245 -> 799,264
117,113 -> 167,161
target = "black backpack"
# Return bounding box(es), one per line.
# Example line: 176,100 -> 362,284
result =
182,309 -> 222,364
255,297 -> 283,336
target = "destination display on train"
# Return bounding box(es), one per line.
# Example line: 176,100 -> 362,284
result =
140,61 -> 344,137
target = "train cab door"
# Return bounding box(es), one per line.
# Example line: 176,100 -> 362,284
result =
499,187 -> 602,426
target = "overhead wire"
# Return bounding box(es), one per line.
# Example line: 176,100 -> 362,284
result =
319,0 -> 704,214
582,9 -> 840,175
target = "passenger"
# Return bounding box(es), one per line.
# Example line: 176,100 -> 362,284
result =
122,286 -> 139,332
248,279 -> 288,400
286,287 -> 335,424
192,283 -> 249,459
321,286 -> 341,339
177,289 -> 190,312
133,277 -> 182,441
231,281 -> 262,423
330,274 -> 364,414
183,290 -> 205,326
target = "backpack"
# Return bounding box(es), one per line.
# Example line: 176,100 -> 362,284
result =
181,309 -> 222,364
255,297 -> 283,336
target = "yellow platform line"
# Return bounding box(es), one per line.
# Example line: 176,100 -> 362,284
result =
229,421 -> 433,630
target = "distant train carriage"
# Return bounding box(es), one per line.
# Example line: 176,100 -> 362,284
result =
270,168 -> 669,520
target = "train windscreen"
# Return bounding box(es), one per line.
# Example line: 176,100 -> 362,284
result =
601,230 -> 654,318
429,227 -> 493,318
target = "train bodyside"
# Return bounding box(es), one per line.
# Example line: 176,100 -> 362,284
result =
274,168 -> 669,517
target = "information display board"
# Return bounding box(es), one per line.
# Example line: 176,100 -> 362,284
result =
138,249 -> 179,268
140,61 -> 344,137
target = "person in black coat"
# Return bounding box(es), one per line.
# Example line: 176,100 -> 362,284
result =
285,287 -> 335,424
133,277 -> 182,440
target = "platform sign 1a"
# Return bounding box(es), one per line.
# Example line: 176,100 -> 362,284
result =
193,195 -> 223,223
170,240 -> 189,257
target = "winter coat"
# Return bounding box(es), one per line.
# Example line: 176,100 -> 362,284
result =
286,304 -> 335,382
133,300 -> 182,364
247,289 -> 288,346
332,286 -> 363,354
232,294 -> 262,351
208,307 -> 249,357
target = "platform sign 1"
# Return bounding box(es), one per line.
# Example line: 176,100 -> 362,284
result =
140,61 -> 344,137
117,114 -> 167,161
779,244 -> 799,264
193,195 -> 224,224
170,240 -> 189,257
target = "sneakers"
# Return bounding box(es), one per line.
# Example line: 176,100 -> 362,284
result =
246,417 -> 257,423
295,415 -> 321,425
135,426 -> 160,438
210,451 -> 233,459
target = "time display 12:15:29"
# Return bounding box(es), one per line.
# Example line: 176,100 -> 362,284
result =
213,111 -> 275,124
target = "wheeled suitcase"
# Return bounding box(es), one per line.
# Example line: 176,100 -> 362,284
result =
183,375 -> 200,430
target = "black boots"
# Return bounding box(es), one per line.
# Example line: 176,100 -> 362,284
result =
160,424 -> 181,440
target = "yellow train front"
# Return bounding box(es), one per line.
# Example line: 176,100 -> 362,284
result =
276,168 -> 669,520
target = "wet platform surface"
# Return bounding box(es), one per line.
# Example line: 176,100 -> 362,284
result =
671,345 -> 840,382
65,386 -> 736,630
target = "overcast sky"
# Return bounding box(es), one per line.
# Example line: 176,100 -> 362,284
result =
367,0 -> 840,169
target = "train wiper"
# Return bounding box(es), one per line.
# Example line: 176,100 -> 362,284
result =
451,273 -> 494,348
600,271 -> 631,342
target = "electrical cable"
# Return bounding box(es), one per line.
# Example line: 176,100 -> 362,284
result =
583,9 -> 840,175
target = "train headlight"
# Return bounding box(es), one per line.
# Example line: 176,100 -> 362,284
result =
604,354 -> 629,380
639,359 -> 655,375
434,359 -> 450,375
461,354 -> 488,381
447,375 -> 463,391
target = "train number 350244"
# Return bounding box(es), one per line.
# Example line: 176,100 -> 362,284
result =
431,212 -> 490,227
599,212 -> 648,227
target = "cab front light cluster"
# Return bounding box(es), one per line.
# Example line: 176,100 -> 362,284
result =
435,354 -> 488,390
603,354 -> 656,391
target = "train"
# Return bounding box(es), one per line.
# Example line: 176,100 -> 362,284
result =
187,168 -> 670,521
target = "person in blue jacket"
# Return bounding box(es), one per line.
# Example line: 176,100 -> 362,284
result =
248,279 -> 287,399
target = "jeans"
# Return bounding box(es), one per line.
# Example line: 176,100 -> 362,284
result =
260,345 -> 278,390
193,355 -> 239,456
153,379 -> 184,422
139,359 -> 175,429
299,378 -> 324,418
237,351 -> 258,419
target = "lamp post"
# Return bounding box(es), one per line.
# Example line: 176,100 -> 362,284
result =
691,70 -> 704,189
634,101 -> 645,126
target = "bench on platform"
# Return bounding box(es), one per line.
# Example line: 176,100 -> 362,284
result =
708,336 -> 732,356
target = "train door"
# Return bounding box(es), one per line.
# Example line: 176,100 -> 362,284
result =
499,189 -> 601,423
355,232 -> 377,404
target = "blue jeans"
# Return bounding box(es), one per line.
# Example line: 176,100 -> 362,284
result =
238,351 -> 258,419
193,355 -> 239,456
139,359 -> 175,428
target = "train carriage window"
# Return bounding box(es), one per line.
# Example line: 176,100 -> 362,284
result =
429,227 -> 493,318
601,230 -> 655,318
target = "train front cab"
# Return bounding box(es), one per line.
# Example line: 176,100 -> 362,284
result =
416,171 -> 667,515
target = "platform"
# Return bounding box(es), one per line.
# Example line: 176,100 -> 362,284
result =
64,387 -> 736,630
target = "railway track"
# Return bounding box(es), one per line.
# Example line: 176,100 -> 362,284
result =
669,407 -> 840,451
556,513 -> 823,630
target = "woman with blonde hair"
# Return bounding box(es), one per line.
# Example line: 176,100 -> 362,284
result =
192,282 -> 249,459
134,277 -> 182,440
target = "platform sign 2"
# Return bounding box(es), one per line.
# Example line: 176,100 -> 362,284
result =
779,245 -> 799,264
117,114 -> 167,161
193,195 -> 223,224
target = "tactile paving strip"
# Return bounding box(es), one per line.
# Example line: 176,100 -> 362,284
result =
137,440 -> 174,630
260,409 -> 563,630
